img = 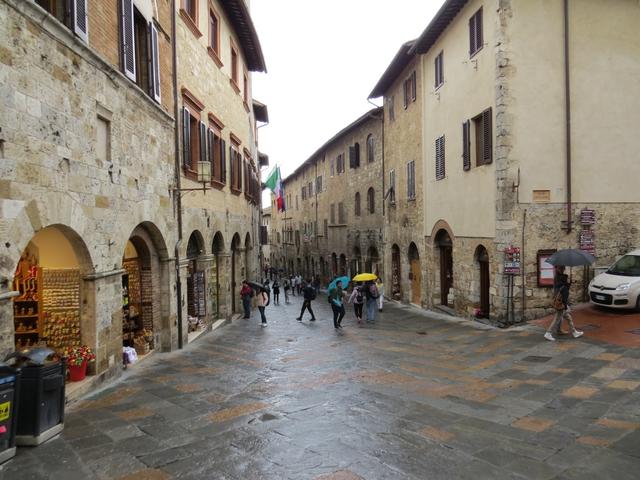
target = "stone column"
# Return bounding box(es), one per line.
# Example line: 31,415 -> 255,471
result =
216,253 -> 231,318
160,257 -> 177,351
178,258 -> 190,347
197,254 -> 214,327
0,291 -> 20,358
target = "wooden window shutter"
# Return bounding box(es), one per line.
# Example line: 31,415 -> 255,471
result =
237,154 -> 242,191
469,14 -> 476,54
463,120 -> 471,171
476,9 -> 483,53
483,108 -> 492,164
229,146 -> 235,187
182,107 -> 191,170
207,129 -> 214,175
220,139 -> 226,183
199,122 -> 207,165
349,145 -> 356,169
411,71 -> 417,101
120,0 -> 136,81
73,0 -> 89,43
436,136 -> 445,180
403,80 -> 408,109
434,56 -> 439,88
149,22 -> 161,103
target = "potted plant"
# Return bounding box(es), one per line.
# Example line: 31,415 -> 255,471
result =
61,345 -> 96,381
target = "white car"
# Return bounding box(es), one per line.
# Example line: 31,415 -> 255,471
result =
589,249 -> 640,309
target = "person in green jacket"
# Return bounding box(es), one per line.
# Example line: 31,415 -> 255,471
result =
328,280 -> 346,329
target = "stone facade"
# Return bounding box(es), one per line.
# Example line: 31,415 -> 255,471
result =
269,109 -> 383,284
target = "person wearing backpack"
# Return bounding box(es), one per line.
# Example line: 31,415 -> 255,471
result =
544,273 -> 583,341
365,281 -> 379,324
240,280 -> 253,319
348,283 -> 365,325
272,279 -> 281,305
296,279 -> 317,322
256,287 -> 269,327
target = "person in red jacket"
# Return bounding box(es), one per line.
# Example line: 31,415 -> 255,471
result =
240,281 -> 253,319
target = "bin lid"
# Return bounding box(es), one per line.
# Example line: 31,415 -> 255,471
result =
5,347 -> 56,366
0,364 -> 17,383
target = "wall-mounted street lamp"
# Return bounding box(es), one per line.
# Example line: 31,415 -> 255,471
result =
173,161 -> 211,197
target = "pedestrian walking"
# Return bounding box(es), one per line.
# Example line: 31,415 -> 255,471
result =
376,277 -> 384,312
283,277 -> 291,303
365,280 -> 379,323
544,273 -> 583,341
272,279 -> 280,305
290,275 -> 296,296
240,280 -> 253,319
348,283 -> 365,325
328,280 -> 346,329
297,279 -> 317,322
312,275 -> 321,295
256,287 -> 269,327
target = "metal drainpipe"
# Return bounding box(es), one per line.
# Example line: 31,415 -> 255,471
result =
521,209 -> 526,321
564,0 -> 573,234
171,0 -> 183,349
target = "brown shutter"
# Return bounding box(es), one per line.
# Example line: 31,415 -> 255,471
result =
355,143 -> 360,166
182,108 -> 191,170
476,8 -> 483,53
403,80 -> 408,109
469,14 -> 476,55
411,71 -> 417,101
463,120 -> 471,171
207,129 -> 214,180
237,154 -> 242,191
483,108 -> 492,164
436,136 -> 445,180
73,0 -> 89,43
220,139 -> 227,183
349,145 -> 356,168
199,122 -> 207,166
150,22 -> 161,103
229,147 -> 234,187
120,0 -> 136,81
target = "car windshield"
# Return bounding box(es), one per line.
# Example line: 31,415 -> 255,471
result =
607,254 -> 640,276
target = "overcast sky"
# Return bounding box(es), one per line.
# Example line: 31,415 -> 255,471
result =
251,0 -> 443,200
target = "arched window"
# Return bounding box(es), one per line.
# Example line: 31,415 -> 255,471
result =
367,187 -> 375,214
354,192 -> 361,216
367,134 -> 374,163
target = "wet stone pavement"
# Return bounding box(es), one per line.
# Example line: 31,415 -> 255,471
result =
2,295 -> 640,480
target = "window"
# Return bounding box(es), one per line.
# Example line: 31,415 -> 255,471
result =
243,71 -> 249,105
367,187 -> 375,214
354,192 -> 361,216
407,161 -> 416,200
207,124 -> 226,185
301,186 -> 307,200
230,44 -> 239,88
182,106 -> 206,179
389,95 -> 395,122
308,181 -> 313,197
330,157 -> 335,177
229,142 -> 242,193
184,0 -> 197,20
338,202 -> 346,224
367,135 -> 375,163
120,2 -> 161,102
97,115 -> 111,163
330,204 -> 336,224
389,169 -> 396,204
208,8 -> 221,64
435,135 -> 446,180
403,71 -> 416,108
36,0 -> 88,42
464,108 -> 493,169
336,153 -> 345,174
435,51 -> 444,88
295,195 -> 299,210
349,143 -> 360,169
316,175 -> 323,193
324,219 -> 328,237
469,8 -> 483,56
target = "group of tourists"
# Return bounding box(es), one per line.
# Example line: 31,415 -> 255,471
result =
239,275 -> 384,330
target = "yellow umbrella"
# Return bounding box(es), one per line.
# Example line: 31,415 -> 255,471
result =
352,273 -> 377,282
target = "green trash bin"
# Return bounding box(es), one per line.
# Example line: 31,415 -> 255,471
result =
0,365 -> 20,464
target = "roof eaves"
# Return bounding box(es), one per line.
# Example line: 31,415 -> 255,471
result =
220,0 -> 267,72
368,40 -> 416,99
409,0 -> 469,55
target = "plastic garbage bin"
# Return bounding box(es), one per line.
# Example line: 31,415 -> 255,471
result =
0,365 -> 20,464
4,348 -> 65,446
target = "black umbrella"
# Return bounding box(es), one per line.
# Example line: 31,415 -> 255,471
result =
546,249 -> 596,267
247,281 -> 269,293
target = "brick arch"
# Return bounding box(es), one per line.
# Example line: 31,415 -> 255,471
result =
429,219 -> 455,242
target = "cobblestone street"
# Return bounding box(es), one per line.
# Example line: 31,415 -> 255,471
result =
2,296 -> 639,480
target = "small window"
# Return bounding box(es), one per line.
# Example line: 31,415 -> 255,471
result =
389,170 -> 396,203
354,192 -> 361,216
407,161 -> 416,200
367,135 -> 374,163
324,219 -> 328,237
308,181 -> 313,197
474,108 -> 493,166
367,187 -> 375,214
338,202 -> 346,224
301,186 -> 307,200
184,0 -> 197,21
435,51 -> 444,88
36,0 -> 88,42
208,9 -> 221,62
207,126 -> 226,185
403,71 -> 417,109
469,8 -> 483,56
330,204 -> 335,224
330,157 -> 335,177
349,144 -> 360,169
229,143 -> 243,193
336,154 -> 345,174
435,135 -> 446,180
389,95 -> 395,122
243,71 -> 249,104
316,175 -> 323,193
231,44 -> 239,86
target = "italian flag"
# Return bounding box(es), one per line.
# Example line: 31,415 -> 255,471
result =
264,166 -> 285,212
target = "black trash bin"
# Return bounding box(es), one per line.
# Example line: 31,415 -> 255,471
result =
5,348 -> 65,446
0,365 -> 20,464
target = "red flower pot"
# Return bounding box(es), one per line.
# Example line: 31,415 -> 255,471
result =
68,360 -> 87,382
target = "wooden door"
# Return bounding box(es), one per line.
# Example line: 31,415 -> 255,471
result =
392,248 -> 401,297
480,259 -> 490,316
410,259 -> 421,304
440,246 -> 453,305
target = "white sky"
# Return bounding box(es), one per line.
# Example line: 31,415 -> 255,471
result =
251,0 -> 443,204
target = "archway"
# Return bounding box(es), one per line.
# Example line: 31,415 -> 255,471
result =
391,244 -> 401,299
408,242 -> 421,305
231,233 -> 241,312
339,254 -> 347,276
185,231 -> 206,330
352,246 -> 362,277
475,245 -> 490,317
435,230 -> 453,306
12,225 -> 93,355
211,232 -> 225,317
367,246 -> 379,274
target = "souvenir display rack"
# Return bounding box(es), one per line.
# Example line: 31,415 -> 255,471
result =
13,265 -> 42,349
41,269 -> 81,349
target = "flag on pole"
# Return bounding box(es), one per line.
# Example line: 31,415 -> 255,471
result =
264,166 -> 286,212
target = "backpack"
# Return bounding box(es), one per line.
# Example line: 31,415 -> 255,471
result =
355,288 -> 364,303
368,285 -> 379,299
551,290 -> 564,310
309,287 -> 317,300
264,291 -> 270,307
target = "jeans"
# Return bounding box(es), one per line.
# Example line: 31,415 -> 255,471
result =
366,299 -> 377,322
547,309 -> 576,334
258,306 -> 266,324
299,300 -> 315,320
353,303 -> 363,320
331,303 -> 345,328
273,292 -> 279,304
242,296 -> 251,318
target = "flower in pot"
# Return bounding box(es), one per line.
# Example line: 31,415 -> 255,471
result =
61,345 -> 96,366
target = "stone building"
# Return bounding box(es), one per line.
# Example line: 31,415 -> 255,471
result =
175,0 -> 267,337
261,206 -> 271,272
269,108 -> 384,284
369,41 -> 425,307
0,0 -> 266,388
373,0 -> 640,323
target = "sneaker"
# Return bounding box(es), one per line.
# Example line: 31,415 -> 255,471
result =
261,323 -> 267,327
296,317 -> 302,321
544,332 -> 556,342
310,318 -> 316,322
572,330 -> 584,338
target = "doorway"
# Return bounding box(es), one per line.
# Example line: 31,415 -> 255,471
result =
408,242 -> 421,305
476,245 -> 490,317
391,244 -> 401,299
436,230 -> 453,306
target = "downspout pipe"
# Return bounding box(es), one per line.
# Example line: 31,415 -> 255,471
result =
171,0 -> 183,349
563,0 -> 572,233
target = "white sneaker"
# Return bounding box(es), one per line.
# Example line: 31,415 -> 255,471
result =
572,330 -> 584,338
544,332 -> 556,342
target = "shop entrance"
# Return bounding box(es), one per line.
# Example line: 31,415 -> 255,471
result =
231,234 -> 241,313
435,230 -> 453,306
408,242 -> 421,305
211,232 -> 225,318
12,226 -> 91,355
391,244 -> 401,300
186,232 -> 206,333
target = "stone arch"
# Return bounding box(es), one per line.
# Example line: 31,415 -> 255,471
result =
186,230 -> 205,259
430,220 -> 455,243
211,232 -> 225,317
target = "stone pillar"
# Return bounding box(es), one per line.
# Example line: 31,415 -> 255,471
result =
0,291 -> 20,358
178,258 -> 189,347
160,257 -> 177,351
217,253 -> 231,318
197,254 -> 214,327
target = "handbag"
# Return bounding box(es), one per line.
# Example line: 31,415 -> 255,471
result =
551,291 -> 564,310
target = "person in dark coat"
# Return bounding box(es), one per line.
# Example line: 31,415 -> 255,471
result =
296,279 -> 317,322
545,273 -> 583,341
